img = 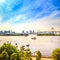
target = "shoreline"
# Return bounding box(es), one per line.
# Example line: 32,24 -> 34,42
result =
32,57 -> 52,60
0,35 -> 60,37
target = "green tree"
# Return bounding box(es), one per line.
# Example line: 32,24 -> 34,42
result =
10,53 -> 17,60
19,46 -> 25,60
1,50 -> 9,60
24,48 -> 32,60
36,50 -> 41,60
0,54 -> 2,60
0,43 -> 18,60
19,46 -> 32,60
52,48 -> 60,60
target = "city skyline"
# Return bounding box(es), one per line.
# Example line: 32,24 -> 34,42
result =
0,0 -> 60,32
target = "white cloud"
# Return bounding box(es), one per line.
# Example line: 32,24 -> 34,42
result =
6,14 -> 26,24
0,16 -> 3,24
0,11 -> 60,32
0,22 -> 13,31
10,13 -> 60,32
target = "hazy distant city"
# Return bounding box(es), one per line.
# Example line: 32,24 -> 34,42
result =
0,30 -> 60,36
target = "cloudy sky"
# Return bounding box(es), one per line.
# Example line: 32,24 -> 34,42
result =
0,0 -> 60,32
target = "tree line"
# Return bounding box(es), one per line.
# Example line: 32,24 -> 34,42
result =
0,43 -> 60,60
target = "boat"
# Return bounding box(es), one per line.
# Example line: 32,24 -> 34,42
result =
26,44 -> 30,47
31,37 -> 36,40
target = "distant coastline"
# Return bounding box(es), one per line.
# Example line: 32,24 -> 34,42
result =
0,30 -> 60,36
37,34 -> 60,36
0,34 -> 60,36
0,34 -> 29,36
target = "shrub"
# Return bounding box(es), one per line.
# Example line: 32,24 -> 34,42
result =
24,48 -> 32,60
36,50 -> 42,60
0,50 -> 9,60
0,43 -> 18,60
10,53 -> 17,60
19,46 -> 32,60
52,48 -> 60,60
19,46 -> 25,60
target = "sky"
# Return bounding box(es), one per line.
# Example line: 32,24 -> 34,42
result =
0,0 -> 60,32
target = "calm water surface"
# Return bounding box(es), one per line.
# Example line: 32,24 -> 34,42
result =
0,35 -> 60,57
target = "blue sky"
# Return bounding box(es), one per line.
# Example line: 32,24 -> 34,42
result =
0,0 -> 60,32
